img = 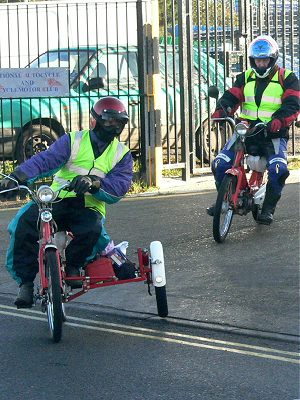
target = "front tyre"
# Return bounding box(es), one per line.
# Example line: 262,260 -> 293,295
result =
45,248 -> 63,343
213,175 -> 236,243
150,241 -> 168,318
252,204 -> 260,222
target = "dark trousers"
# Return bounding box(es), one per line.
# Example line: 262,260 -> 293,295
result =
7,197 -> 102,284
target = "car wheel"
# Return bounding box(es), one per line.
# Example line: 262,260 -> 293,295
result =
16,124 -> 59,163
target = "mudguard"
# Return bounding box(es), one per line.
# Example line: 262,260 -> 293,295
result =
253,183 -> 266,206
150,241 -> 166,287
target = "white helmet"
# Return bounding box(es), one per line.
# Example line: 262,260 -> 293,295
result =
249,35 -> 279,78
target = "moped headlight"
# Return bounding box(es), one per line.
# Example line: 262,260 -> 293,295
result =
41,210 -> 53,222
37,185 -> 55,203
235,122 -> 248,137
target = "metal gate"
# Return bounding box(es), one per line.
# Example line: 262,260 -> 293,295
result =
0,0 -> 299,184
0,0 -> 151,175
158,0 -> 299,181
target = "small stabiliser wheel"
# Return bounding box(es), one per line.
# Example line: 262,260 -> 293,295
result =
154,286 -> 168,318
213,175 -> 236,243
45,248 -> 63,343
150,241 -> 168,318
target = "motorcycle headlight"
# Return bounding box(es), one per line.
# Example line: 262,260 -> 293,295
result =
37,185 -> 55,203
235,122 -> 248,137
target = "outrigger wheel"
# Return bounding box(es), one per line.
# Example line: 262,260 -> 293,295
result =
150,241 -> 168,318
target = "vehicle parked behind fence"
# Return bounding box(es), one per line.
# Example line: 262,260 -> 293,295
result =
0,45 -> 227,164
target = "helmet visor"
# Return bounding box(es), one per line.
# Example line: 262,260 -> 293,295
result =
101,109 -> 129,123
250,40 -> 274,59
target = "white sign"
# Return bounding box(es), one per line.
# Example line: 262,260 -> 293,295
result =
0,68 -> 69,98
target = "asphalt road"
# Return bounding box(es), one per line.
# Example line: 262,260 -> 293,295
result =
0,182 -> 299,337
0,295 -> 299,400
0,181 -> 299,399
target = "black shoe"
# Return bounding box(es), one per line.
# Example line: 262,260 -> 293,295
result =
65,267 -> 82,289
206,204 -> 215,217
14,282 -> 34,309
257,211 -> 274,225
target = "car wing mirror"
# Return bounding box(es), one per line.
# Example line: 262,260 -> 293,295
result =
82,77 -> 105,93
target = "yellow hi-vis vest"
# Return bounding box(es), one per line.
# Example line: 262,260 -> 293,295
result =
51,130 -> 129,216
239,68 -> 292,122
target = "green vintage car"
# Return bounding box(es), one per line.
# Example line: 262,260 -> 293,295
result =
0,45 -> 227,163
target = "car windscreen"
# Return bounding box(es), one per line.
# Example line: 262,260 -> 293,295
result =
27,50 -> 96,83
90,51 -> 138,86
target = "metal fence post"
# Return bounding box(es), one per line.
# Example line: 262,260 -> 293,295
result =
136,0 -> 149,180
178,0 -> 190,181
149,0 -> 162,187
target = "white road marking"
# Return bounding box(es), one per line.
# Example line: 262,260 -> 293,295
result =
0,304 -> 298,364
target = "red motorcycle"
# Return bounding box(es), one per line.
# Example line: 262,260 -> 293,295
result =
0,177 -> 168,343
210,117 -> 268,243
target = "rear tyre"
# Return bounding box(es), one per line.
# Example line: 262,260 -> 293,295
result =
252,204 -> 260,221
213,175 -> 236,243
45,248 -> 63,343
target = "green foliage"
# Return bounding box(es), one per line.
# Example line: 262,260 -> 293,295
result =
288,158 -> 300,170
158,0 -> 239,40
0,161 -> 16,176
128,179 -> 157,194
162,168 -> 181,177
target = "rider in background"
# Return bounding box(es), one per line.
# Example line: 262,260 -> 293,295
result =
0,96 -> 133,308
207,35 -> 300,225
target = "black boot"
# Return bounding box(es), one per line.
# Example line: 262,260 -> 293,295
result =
206,181 -> 219,217
14,282 -> 34,308
206,204 -> 215,216
65,266 -> 82,289
257,185 -> 281,226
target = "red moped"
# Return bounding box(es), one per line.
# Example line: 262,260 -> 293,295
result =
211,117 -> 267,243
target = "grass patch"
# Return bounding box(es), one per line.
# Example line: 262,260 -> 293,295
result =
128,179 -> 157,194
162,168 -> 182,177
0,161 -> 17,176
288,158 -> 300,170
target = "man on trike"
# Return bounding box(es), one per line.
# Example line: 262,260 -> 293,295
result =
0,96 -> 133,309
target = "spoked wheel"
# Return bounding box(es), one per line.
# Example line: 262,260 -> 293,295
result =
150,241 -> 168,318
45,248 -> 63,343
62,303 -> 67,322
213,175 -> 236,243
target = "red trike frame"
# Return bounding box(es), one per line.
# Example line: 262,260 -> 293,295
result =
63,248 -> 152,302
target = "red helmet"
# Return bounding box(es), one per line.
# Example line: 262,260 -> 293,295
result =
91,96 -> 129,124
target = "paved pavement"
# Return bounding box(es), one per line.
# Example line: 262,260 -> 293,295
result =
147,169 -> 299,196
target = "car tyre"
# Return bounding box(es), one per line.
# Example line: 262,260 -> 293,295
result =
16,124 -> 59,163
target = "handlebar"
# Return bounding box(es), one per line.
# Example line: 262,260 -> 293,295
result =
211,117 -> 236,130
0,174 -> 71,202
211,118 -> 268,138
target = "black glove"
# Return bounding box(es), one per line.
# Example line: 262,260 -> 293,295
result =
211,109 -> 228,119
0,170 -> 27,200
69,175 -> 101,195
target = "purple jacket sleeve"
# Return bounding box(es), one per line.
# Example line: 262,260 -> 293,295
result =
93,151 -> 133,204
16,134 -> 71,182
